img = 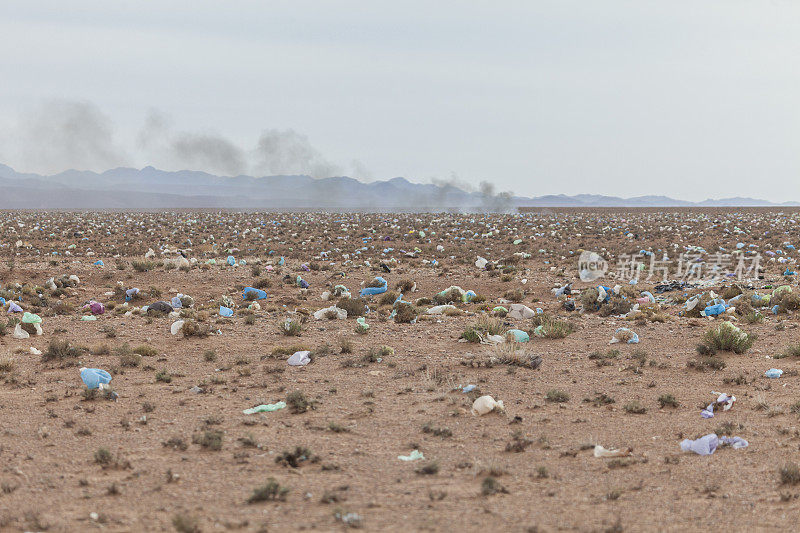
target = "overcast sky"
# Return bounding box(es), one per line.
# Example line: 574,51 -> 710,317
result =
0,1 -> 798,201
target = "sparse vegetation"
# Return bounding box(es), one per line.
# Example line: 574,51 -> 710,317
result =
193,430 -> 223,451
623,401 -> 647,414
280,317 -> 302,336
780,463 -> 800,485
698,321 -> 756,354
42,339 -> 84,361
545,389 -> 570,403
248,478 -> 289,503
286,391 -> 311,413
658,394 -> 679,408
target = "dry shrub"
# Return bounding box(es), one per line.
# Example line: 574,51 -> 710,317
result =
502,288 -> 524,303
394,302 -> 418,323
337,297 -> 366,317
396,279 -> 416,293
700,321 -> 755,354
598,296 -> 632,317
42,339 -> 84,361
378,291 -> 398,306
182,320 -> 210,338
580,288 -> 600,312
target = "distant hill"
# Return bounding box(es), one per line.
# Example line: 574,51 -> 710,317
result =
0,164 -> 796,210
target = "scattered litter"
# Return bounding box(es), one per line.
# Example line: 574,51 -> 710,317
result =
471,395 -> 505,416
700,391 -> 736,418
243,287 -> 267,300
680,434 -> 748,455
287,350 -> 312,366
398,450 -> 425,461
426,304 -> 456,315
609,327 -> 639,344
83,301 -> 105,315
360,276 -> 388,297
506,329 -> 529,343
765,368 -> 783,379
480,333 -> 506,344
313,306 -> 347,320
13,324 -> 29,339
80,367 -> 112,390
243,401 -> 287,414
125,288 -> 140,301
508,304 -> 536,320
593,445 -> 632,458
148,301 -> 173,314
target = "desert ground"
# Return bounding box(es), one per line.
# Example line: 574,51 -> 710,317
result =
1,208 -> 800,532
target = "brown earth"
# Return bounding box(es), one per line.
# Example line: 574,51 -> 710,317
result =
0,209 -> 799,532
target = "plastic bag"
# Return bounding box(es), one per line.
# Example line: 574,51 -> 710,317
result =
594,445 -> 632,458
471,395 -> 504,416
765,368 -> 783,378
287,351 -> 311,366
243,287 -> 267,300
508,304 -> 535,320
680,433 -> 748,455
243,401 -> 286,414
360,277 -> 388,297
398,450 -> 425,461
80,367 -> 112,390
506,329 -> 529,343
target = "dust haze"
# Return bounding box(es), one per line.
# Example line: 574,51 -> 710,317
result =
7,101 -> 364,180
1,100 -> 515,211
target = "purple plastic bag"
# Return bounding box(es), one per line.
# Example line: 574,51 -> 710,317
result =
680,433 -> 748,455
700,392 -> 735,419
720,436 -> 749,449
85,301 -> 105,315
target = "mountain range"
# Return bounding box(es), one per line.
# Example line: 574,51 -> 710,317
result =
0,164 -> 796,210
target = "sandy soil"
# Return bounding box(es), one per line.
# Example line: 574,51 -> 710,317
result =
0,209 -> 799,532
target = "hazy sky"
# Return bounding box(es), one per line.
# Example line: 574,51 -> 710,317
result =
1,1 -> 798,201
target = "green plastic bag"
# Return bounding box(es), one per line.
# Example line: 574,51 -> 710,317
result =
243,401 -> 286,415
22,312 -> 42,324
398,449 -> 424,461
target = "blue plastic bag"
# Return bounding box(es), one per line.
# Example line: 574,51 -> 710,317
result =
80,368 -> 112,390
765,368 -> 783,378
243,287 -> 267,300
360,277 -> 388,297
507,329 -> 530,343
219,306 -> 234,317
701,303 -> 727,317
